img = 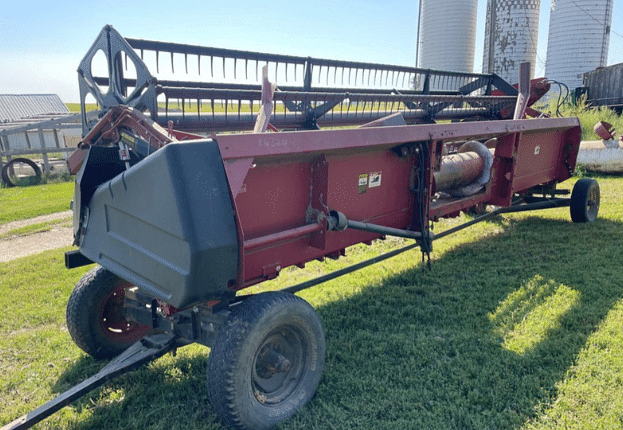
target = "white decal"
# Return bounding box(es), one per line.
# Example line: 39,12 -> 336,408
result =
369,172 -> 382,188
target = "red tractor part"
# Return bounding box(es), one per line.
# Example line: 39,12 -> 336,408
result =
491,76 -> 551,119
593,120 -> 616,140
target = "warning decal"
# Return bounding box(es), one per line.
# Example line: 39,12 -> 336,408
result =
358,174 -> 368,194
369,171 -> 382,188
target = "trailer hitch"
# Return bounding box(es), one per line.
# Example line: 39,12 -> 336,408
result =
1,333 -> 179,430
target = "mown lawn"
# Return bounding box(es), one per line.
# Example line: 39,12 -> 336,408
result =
1,174 -> 622,430
0,182 -> 73,224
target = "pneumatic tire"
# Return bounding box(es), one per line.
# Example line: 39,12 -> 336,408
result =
570,178 -> 600,223
1,157 -> 42,187
66,266 -> 150,359
207,292 -> 325,430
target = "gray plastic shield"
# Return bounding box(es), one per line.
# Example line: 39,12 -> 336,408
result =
79,140 -> 238,308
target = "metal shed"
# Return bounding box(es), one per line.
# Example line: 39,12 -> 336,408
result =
0,95 -> 86,175
582,62 -> 623,112
0,94 -> 69,122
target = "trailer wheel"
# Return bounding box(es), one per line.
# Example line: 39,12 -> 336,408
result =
207,292 -> 325,430
570,178 -> 600,223
66,266 -> 150,359
1,158 -> 42,187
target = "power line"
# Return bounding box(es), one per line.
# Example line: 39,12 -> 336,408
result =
570,0 -> 622,40
522,1 -> 545,75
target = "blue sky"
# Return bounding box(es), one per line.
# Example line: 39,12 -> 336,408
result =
1,0 -> 622,102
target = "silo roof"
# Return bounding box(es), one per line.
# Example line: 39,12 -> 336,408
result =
0,94 -> 69,123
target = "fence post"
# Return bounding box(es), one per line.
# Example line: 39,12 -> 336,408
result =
0,134 -> 6,173
1,135 -> 13,180
24,131 -> 31,150
38,129 -> 51,175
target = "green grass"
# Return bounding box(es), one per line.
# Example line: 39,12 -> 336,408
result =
66,103 -> 99,113
539,97 -> 623,141
0,182 -> 73,224
562,105 -> 623,142
1,174 -> 623,429
0,217 -> 72,240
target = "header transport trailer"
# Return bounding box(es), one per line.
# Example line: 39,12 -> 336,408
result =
3,26 -> 599,430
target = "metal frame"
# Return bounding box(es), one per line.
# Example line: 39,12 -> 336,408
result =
2,334 -> 178,430
78,26 -> 521,135
279,195 -> 572,295
0,112 -> 98,175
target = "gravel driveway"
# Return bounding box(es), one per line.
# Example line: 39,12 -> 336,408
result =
0,211 -> 74,263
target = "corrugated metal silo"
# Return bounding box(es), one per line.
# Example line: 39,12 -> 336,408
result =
416,0 -> 478,73
482,0 -> 541,83
545,0 -> 613,90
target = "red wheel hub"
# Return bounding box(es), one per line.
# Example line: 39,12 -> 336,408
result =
98,283 -> 149,343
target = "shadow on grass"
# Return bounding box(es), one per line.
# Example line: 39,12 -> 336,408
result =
291,216 -> 623,429
46,216 -> 623,430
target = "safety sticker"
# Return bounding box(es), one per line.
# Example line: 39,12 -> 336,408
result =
358,173 -> 368,194
369,171 -> 382,188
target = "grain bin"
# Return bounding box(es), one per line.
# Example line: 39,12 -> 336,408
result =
482,0 -> 541,83
545,0 -> 613,90
416,0 -> 478,75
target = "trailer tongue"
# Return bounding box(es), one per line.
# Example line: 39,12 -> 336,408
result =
3,334 -> 178,430
3,25 -> 600,430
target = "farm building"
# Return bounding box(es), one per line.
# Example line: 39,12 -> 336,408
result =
0,94 -> 82,161
582,62 -> 623,112
0,94 -> 69,122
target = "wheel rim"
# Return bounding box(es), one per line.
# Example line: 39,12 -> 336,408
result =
97,282 -> 149,343
586,185 -> 600,220
251,326 -> 307,405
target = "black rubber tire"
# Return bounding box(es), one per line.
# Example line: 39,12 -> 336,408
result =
66,266 -> 150,359
207,292 -> 325,430
1,158 -> 42,187
570,178 -> 600,223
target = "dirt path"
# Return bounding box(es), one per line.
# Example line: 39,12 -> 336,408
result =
0,211 -> 74,263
